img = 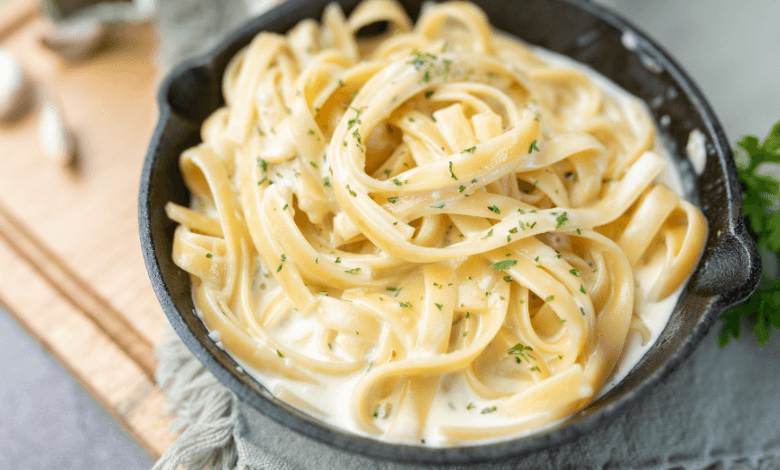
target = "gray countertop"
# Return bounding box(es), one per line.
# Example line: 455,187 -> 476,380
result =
1,0 -> 778,468
595,0 -> 780,144
0,308 -> 152,469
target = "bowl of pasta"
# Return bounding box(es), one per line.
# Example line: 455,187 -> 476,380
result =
139,0 -> 761,465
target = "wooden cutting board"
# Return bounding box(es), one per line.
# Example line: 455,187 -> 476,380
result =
0,0 -> 175,459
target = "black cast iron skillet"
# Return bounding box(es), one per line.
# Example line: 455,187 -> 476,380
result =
139,0 -> 762,465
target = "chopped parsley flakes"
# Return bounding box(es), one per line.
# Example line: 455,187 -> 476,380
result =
508,342 -> 533,362
491,259 -> 517,270
556,211 -> 569,229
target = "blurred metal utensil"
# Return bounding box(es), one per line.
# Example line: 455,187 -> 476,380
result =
40,16 -> 106,61
42,0 -> 131,21
39,0 -> 155,60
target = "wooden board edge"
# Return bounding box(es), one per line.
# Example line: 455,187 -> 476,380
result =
0,202 -> 157,380
0,291 -> 175,459
0,212 -> 176,460
0,0 -> 38,41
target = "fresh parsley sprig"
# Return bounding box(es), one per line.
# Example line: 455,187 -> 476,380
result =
719,120 -> 780,347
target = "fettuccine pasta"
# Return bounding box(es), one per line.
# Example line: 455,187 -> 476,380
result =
166,0 -> 707,445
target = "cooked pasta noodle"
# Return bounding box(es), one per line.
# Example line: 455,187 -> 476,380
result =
166,0 -> 707,445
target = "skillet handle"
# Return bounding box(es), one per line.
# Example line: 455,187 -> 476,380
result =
693,222 -> 762,311
726,226 -> 763,306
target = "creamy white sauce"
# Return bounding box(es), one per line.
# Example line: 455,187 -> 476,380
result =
621,31 -> 639,52
203,44 -> 698,447
687,129 -> 708,175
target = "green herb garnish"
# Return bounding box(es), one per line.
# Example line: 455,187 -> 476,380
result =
556,211 -> 569,229
720,121 -> 780,347
491,259 -> 517,270
508,342 -> 533,362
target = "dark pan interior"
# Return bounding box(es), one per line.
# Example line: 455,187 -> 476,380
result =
139,0 -> 761,465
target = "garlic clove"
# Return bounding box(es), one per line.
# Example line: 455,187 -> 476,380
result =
0,48 -> 29,122
39,103 -> 75,165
